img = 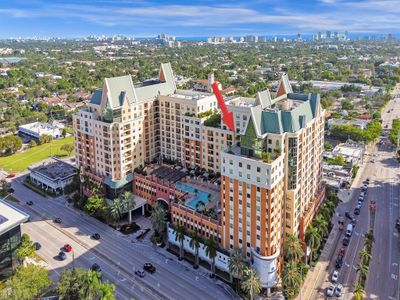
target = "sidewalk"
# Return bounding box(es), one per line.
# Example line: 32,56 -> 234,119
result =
297,148 -> 371,300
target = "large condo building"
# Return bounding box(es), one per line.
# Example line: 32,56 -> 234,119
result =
73,64 -> 325,288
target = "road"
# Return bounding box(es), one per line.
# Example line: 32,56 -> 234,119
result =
9,176 -> 235,300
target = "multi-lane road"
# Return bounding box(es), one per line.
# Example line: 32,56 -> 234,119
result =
8,176 -> 235,300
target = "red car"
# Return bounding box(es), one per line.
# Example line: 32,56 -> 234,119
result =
338,247 -> 345,257
63,244 -> 73,252
6,173 -> 16,178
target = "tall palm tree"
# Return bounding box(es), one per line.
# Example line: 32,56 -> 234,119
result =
313,215 -> 329,238
174,224 -> 186,261
189,230 -> 201,269
364,230 -> 375,250
353,282 -> 366,300
359,246 -> 372,264
205,236 -> 217,278
241,268 -> 262,300
284,233 -> 304,263
99,281 -> 116,300
150,203 -> 167,237
119,191 -> 136,224
356,262 -> 369,281
228,247 -> 247,288
80,269 -> 102,300
283,261 -> 301,292
109,198 -> 125,228
306,225 -> 321,263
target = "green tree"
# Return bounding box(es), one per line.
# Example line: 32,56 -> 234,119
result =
29,140 -> 37,148
356,262 -> 369,281
324,141 -> 333,151
150,203 -> 167,236
174,224 -> 186,261
228,247 -> 247,290
60,143 -> 74,156
189,230 -> 201,269
306,225 -> 321,263
56,268 -> 87,300
81,269 -> 103,300
118,191 -> 136,224
284,233 -> 304,263
205,236 -> 217,278
241,268 -> 262,300
108,198 -> 125,227
364,230 -> 375,251
62,128 -> 67,138
0,264 -> 51,300
99,282 -> 116,300
353,282 -> 366,300
84,195 -> 107,218
359,246 -> 372,264
283,261 -> 301,299
16,233 -> 36,262
334,155 -> 346,166
313,214 -> 329,238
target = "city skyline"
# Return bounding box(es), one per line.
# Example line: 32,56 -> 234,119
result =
0,0 -> 399,38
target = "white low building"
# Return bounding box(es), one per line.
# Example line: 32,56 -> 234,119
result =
18,122 -> 64,139
28,158 -> 76,194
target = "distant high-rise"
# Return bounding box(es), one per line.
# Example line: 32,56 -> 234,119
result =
313,30 -> 349,42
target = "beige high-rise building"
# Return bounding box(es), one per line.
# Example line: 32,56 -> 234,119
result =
220,75 -> 325,288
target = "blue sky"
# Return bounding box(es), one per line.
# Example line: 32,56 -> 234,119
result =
0,0 -> 398,38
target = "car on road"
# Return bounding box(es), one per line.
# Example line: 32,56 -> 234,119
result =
135,269 -> 146,278
343,236 -> 350,246
354,207 -> 360,215
54,217 -> 62,223
91,263 -> 102,276
335,256 -> 343,269
338,247 -> 345,257
6,173 -> 16,178
7,188 -> 15,193
26,201 -> 33,206
33,242 -> 41,250
63,244 -> 72,252
91,233 -> 101,240
143,263 -> 156,273
326,284 -> 335,297
331,270 -> 339,283
396,218 -> 400,231
58,251 -> 66,260
335,284 -> 343,297
345,212 -> 353,220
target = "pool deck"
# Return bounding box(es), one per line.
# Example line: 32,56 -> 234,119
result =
181,179 -> 221,210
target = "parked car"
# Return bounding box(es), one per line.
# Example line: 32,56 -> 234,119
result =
396,218 -> 400,232
351,218 -> 357,226
63,244 -> 72,252
335,284 -> 343,297
7,188 -> 15,193
143,263 -> 156,273
326,284 -> 335,297
54,217 -> 62,223
91,233 -> 101,240
354,207 -> 360,215
91,263 -> 102,277
135,269 -> 146,278
346,224 -> 353,237
343,236 -> 350,246
26,201 -> 34,206
335,256 -> 343,269
33,242 -> 41,250
331,270 -> 339,283
338,247 -> 345,257
345,212 -> 352,220
6,173 -> 16,178
58,251 -> 66,260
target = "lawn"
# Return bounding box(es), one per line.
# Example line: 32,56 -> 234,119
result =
0,136 -> 74,173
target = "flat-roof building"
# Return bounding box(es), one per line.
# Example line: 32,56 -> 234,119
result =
0,200 -> 30,279
18,122 -> 64,139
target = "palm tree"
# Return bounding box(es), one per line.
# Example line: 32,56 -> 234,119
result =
150,203 -> 167,237
119,191 -> 136,224
313,215 -> 329,238
189,230 -> 201,269
364,230 -> 374,250
356,262 -> 369,281
241,268 -> 262,300
174,224 -> 186,261
109,198 -> 125,228
80,269 -> 102,300
359,246 -> 372,264
99,281 -> 116,300
306,225 -> 321,263
283,261 -> 301,292
205,236 -> 217,278
284,233 -> 304,263
228,247 -> 247,288
353,282 -> 366,300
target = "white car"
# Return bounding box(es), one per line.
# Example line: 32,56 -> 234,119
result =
331,270 -> 339,283
326,284 -> 335,297
335,284 -> 343,297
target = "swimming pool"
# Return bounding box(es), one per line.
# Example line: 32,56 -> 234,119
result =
175,182 -> 215,209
